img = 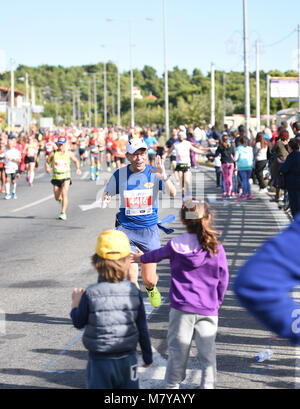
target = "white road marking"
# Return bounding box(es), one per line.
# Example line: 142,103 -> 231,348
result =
80,171 -> 90,180
34,172 -> 45,180
11,194 -> 54,213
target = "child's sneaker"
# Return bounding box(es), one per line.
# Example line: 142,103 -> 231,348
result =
4,194 -> 11,200
146,286 -> 161,308
237,195 -> 247,200
12,193 -> 17,199
58,212 -> 67,220
247,194 -> 253,199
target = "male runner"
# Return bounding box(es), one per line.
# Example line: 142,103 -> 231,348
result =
45,137 -> 81,220
101,138 -> 176,307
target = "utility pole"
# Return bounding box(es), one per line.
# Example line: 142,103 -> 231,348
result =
243,0 -> 251,138
163,0 -> 170,139
10,58 -> 15,129
129,22 -> 134,128
88,78 -> 92,128
267,74 -> 270,128
77,87 -> 81,126
256,40 -> 261,131
25,72 -> 30,132
72,87 -> 76,127
223,72 -> 226,127
117,65 -> 121,127
211,62 -> 215,126
104,62 -> 107,127
93,74 -> 97,128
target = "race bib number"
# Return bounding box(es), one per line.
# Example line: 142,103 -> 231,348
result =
124,189 -> 153,216
54,159 -> 68,172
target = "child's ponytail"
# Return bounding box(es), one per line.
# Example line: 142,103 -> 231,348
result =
181,200 -> 219,255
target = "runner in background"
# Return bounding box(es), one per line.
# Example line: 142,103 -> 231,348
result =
4,136 -> 21,199
165,128 -> 179,178
164,131 -> 208,199
114,131 -> 128,169
143,128 -> 158,167
23,134 -> 39,187
78,132 -> 88,167
45,136 -> 81,220
89,132 -> 101,181
0,136 -> 7,193
105,130 -> 115,172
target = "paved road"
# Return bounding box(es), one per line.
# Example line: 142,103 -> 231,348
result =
0,157 -> 298,389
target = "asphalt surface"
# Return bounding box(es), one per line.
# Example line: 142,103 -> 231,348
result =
0,156 -> 299,389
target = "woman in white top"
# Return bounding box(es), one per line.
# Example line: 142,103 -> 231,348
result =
254,132 -> 269,191
164,131 -> 208,198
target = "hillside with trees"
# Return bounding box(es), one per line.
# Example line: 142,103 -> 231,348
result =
0,63 -> 298,129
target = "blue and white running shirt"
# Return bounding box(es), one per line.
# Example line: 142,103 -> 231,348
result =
104,165 -> 163,229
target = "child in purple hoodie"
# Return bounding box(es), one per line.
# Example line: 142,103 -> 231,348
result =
131,200 -> 229,389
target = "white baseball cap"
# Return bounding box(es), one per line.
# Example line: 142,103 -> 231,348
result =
126,138 -> 148,154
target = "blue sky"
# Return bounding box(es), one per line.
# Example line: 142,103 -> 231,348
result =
1,0 -> 300,76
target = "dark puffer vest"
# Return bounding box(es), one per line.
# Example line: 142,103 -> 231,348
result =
82,279 -> 141,354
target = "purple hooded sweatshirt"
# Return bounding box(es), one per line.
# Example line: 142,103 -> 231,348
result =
141,232 -> 229,316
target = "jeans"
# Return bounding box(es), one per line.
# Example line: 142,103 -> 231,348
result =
215,166 -> 221,187
239,170 -> 252,196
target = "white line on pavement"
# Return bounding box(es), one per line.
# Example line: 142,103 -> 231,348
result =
34,172 -> 45,180
11,194 -> 54,213
80,171 -> 90,180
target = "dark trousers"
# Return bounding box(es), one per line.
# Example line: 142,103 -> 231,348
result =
86,352 -> 139,389
255,160 -> 267,189
288,189 -> 300,218
215,166 -> 221,187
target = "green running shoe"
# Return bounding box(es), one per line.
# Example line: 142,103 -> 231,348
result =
59,212 -> 67,220
146,286 -> 161,308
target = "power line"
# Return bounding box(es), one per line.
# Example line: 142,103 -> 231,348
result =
264,27 -> 297,48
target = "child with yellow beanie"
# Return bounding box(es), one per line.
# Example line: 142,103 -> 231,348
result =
70,230 -> 152,389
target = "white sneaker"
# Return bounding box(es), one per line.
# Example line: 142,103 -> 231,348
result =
4,194 -> 11,200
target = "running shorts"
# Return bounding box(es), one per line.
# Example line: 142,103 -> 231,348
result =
25,156 -> 35,164
5,172 -> 17,181
175,164 -> 190,173
115,157 -> 125,164
79,149 -> 86,156
116,223 -> 161,254
90,152 -> 100,161
51,178 -> 72,188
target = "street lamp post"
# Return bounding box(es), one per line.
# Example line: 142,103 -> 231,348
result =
243,0 -> 251,138
93,73 -> 98,128
256,40 -> 261,131
10,58 -> 15,129
163,0 -> 170,140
